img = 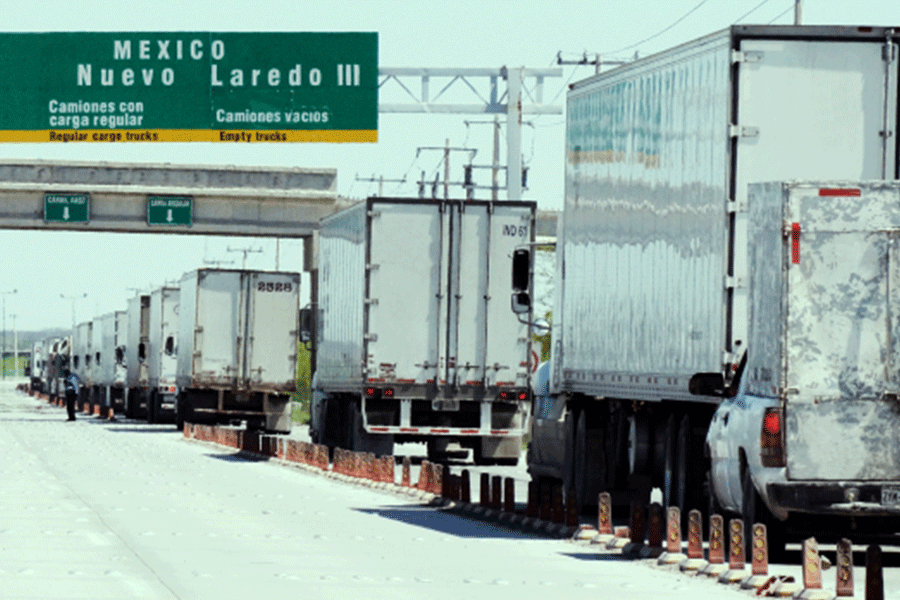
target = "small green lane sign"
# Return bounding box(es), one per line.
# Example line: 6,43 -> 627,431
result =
147,196 -> 192,227
44,193 -> 90,223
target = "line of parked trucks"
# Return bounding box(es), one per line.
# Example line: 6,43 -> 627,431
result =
31,268 -> 302,433
25,23 -> 900,548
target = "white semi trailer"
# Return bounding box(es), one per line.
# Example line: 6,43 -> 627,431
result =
515,25 -> 900,515
93,311 -> 127,413
147,287 -> 179,423
310,198 -> 536,463
124,294 -> 150,419
175,269 -> 300,434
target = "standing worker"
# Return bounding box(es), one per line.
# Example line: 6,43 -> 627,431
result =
63,368 -> 81,421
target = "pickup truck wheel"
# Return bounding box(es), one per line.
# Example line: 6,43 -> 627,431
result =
706,467 -> 723,519
741,465 -> 786,559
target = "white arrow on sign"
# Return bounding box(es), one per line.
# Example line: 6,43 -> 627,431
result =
63,206 -> 70,220
167,208 -> 173,223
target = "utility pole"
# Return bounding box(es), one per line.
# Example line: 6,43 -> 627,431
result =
416,144 -> 476,199
354,174 -> 407,196
556,51 -> 629,74
227,246 -> 263,270
60,293 -> 87,329
10,314 -> 17,378
1,289 -> 16,379
203,258 -> 234,268
794,0 -> 803,25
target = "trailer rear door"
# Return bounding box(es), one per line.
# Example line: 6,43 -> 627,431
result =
245,271 -> 300,387
785,185 -> 900,481
734,38 -> 898,361
366,202 -> 444,385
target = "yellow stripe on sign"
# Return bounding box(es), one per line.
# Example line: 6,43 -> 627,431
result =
0,130 -> 378,143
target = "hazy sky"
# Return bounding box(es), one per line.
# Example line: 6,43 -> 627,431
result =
1,0 -> 900,333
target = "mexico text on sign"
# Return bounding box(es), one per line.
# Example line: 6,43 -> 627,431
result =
44,193 -> 90,223
147,196 -> 192,226
0,32 -> 378,143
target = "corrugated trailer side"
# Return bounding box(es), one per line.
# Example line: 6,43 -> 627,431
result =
316,203 -> 367,389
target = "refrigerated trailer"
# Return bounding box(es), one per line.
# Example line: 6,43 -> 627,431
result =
175,269 -> 300,434
147,287 -> 179,424
93,311 -> 127,413
311,198 -> 536,464
124,294 -> 150,418
516,25 -> 900,514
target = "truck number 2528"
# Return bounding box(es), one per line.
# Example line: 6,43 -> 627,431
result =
257,281 -> 293,292
502,225 -> 528,237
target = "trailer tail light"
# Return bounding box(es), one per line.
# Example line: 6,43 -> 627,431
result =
518,392 -> 527,401
365,387 -> 378,398
818,188 -> 861,197
761,407 -> 785,467
791,222 -> 801,264
384,388 -> 394,397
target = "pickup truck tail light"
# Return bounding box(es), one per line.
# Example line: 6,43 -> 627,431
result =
760,407 -> 785,467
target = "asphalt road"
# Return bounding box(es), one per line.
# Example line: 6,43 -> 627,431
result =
3,380 -> 897,600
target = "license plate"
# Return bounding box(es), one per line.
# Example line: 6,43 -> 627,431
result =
881,485 -> 900,507
432,399 -> 460,412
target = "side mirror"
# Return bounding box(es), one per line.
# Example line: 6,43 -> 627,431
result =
689,372 -> 726,397
512,248 -> 531,292
511,248 -> 531,315
511,291 -> 531,314
299,307 -> 313,344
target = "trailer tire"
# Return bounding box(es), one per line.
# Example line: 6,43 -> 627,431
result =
672,414 -> 693,512
564,411 -> 588,513
627,412 -> 651,477
147,390 -> 157,424
174,392 -> 185,431
662,414 -> 677,510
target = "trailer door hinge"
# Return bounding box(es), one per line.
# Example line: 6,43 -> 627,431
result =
366,263 -> 379,271
725,275 -> 746,289
732,50 -> 763,64
364,333 -> 378,342
365,298 -> 379,305
368,210 -> 381,218
730,124 -> 759,138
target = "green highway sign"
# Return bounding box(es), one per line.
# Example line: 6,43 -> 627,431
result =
44,193 -> 90,223
147,196 -> 192,226
0,32 -> 378,143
